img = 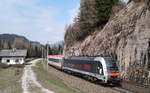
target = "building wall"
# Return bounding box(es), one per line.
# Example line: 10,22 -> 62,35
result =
1,57 -> 24,65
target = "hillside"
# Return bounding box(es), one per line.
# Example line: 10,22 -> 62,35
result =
64,0 -> 150,85
0,34 -> 42,57
0,34 -> 29,43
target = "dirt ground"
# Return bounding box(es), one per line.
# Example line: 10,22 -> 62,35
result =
21,59 -> 54,93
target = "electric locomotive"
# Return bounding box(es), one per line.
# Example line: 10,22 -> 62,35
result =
62,56 -> 120,84
48,55 -> 121,85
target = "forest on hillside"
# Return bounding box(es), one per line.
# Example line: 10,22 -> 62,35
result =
64,0 -> 127,45
0,34 -> 42,58
0,34 -> 64,58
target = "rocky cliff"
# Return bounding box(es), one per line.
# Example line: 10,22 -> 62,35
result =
64,1 -> 150,85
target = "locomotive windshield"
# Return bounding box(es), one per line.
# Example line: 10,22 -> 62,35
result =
104,58 -> 117,68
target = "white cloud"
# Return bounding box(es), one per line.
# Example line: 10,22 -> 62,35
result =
0,0 -> 66,44
68,3 -> 80,24
122,0 -> 129,3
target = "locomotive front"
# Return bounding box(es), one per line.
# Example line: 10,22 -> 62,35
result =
104,58 -> 121,84
95,57 -> 121,85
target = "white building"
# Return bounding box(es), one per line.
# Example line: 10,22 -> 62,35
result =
0,49 -> 27,65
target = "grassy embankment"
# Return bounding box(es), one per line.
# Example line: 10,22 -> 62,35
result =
33,61 -> 81,93
0,67 -> 23,93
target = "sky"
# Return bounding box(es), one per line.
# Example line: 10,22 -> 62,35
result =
123,0 -> 128,3
0,0 -> 80,44
0,0 -> 129,44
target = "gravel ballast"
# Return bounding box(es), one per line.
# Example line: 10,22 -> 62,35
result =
44,63 -> 121,93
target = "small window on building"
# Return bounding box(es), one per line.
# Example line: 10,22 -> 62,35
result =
6,59 -> 10,63
15,59 -> 19,62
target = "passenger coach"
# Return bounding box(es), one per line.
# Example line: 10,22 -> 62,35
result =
48,55 -> 64,69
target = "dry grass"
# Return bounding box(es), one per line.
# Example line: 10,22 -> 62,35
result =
33,61 -> 81,93
0,67 -> 23,93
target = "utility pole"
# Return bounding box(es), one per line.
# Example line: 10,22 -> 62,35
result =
47,42 -> 49,71
42,47 -> 44,65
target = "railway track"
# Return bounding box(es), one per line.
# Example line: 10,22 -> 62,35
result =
61,66 -> 150,93
123,81 -> 150,89
46,62 -> 149,93
113,87 -> 135,93
97,80 -> 150,93
92,81 -> 135,93
65,69 -> 150,93
120,81 -> 150,93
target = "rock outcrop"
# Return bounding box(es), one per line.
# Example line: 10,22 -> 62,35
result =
64,1 -> 150,85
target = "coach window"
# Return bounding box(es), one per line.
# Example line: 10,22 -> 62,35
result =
15,59 -> 19,63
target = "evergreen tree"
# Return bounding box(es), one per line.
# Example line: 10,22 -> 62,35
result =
96,0 -> 119,25
48,46 -> 53,55
128,0 -> 132,3
8,42 -> 12,49
74,0 -> 119,41
76,0 -> 98,40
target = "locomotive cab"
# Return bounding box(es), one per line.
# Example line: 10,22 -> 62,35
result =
104,58 -> 120,84
97,62 -> 104,75
95,57 -> 120,84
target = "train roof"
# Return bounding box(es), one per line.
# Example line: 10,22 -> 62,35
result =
48,55 -> 64,59
64,56 -> 112,61
48,55 -> 113,61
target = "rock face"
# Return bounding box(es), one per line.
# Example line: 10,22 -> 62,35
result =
63,1 -> 150,85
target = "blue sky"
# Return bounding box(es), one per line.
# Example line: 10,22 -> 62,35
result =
0,0 -> 80,44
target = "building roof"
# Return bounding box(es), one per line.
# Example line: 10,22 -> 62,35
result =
0,49 -> 27,57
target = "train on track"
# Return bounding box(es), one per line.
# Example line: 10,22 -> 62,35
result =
48,55 -> 121,85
